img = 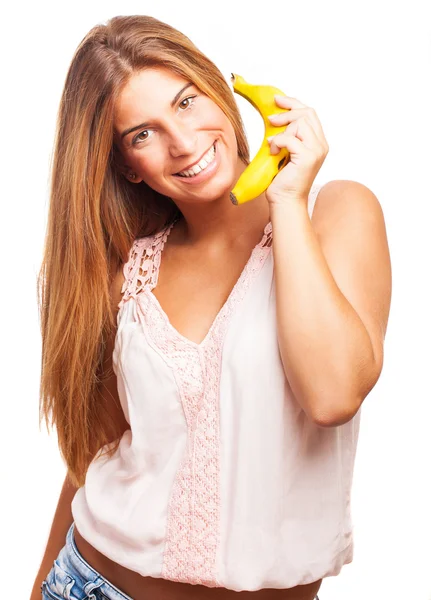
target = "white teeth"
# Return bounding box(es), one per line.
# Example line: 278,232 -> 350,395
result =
197,157 -> 209,170
177,144 -> 216,177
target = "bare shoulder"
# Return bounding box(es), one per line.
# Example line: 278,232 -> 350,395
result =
311,179 -> 385,233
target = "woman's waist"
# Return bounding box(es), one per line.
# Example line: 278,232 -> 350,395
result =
73,524 -> 322,600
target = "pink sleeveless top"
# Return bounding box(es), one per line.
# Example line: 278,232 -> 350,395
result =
71,183 -> 361,592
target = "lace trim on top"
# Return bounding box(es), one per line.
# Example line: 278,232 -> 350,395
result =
119,220 -> 178,309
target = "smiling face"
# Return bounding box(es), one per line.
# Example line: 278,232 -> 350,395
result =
114,67 -> 241,204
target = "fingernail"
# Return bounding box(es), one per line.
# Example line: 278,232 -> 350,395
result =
267,136 -> 274,143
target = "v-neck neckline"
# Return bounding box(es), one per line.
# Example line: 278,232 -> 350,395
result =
144,218 -> 273,349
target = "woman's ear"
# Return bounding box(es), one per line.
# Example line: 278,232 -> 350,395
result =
112,143 -> 143,184
124,171 -> 142,183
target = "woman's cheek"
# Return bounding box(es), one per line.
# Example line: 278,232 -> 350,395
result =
140,157 -> 161,181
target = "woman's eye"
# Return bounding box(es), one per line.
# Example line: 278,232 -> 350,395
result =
133,130 -> 151,145
179,95 -> 197,110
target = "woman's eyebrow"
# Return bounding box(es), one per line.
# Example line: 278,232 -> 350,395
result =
120,82 -> 195,140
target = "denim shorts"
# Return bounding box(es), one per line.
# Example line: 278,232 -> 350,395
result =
41,522 -> 321,599
41,522 -> 132,599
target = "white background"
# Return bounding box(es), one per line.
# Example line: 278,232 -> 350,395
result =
1,1 -> 430,598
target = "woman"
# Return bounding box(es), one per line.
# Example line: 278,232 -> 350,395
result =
32,14 -> 392,600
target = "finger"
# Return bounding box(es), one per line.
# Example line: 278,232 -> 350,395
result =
268,108 -> 325,142
269,117 -> 321,150
268,132 -> 303,155
274,95 -> 306,109
268,108 -> 308,125
292,117 -> 327,151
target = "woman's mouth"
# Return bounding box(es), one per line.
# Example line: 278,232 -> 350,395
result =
172,141 -> 219,184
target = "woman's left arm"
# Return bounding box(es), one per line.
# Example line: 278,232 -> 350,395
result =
265,96 -> 392,428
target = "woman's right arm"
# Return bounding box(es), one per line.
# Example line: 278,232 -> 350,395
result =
30,268 -> 127,599
30,472 -> 78,599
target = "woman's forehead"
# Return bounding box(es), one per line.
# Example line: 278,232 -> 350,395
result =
119,68 -> 190,105
114,68 -> 194,131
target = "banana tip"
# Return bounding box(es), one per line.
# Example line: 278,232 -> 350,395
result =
230,192 -> 238,205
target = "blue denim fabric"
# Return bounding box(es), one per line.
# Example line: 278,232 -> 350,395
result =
41,522 -> 322,599
41,522 -> 132,600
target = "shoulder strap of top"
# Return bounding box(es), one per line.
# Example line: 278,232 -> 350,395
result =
308,182 -> 323,218
120,222 -> 176,305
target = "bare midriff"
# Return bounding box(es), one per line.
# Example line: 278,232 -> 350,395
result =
73,526 -> 322,600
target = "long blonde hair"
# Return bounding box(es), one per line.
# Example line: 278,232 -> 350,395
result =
38,15 -> 250,488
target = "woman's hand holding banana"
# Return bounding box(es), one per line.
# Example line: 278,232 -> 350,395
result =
230,75 -> 329,208
265,95 -> 329,206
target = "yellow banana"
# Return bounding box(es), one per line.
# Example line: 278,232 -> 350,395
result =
230,73 -> 290,205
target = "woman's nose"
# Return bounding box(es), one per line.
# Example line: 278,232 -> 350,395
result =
167,123 -> 198,157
